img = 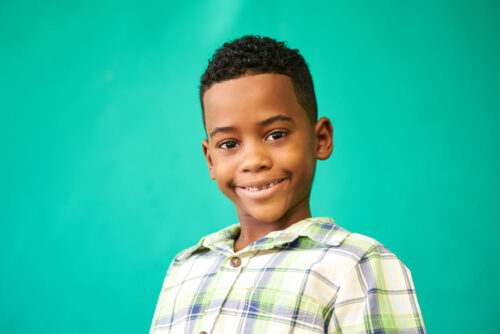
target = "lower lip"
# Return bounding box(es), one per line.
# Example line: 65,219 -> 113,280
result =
235,179 -> 287,200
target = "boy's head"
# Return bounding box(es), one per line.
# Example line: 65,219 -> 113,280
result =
200,36 -> 333,225
200,35 -> 317,128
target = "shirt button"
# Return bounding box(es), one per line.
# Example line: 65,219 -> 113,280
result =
230,256 -> 241,267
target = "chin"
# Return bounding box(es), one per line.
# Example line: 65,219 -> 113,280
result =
245,207 -> 287,223
253,214 -> 283,223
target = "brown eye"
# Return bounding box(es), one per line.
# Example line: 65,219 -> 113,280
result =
266,130 -> 288,141
219,140 -> 239,149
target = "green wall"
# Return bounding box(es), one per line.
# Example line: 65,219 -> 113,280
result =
1,0 -> 499,332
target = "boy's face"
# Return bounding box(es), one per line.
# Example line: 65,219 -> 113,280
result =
202,73 -> 332,224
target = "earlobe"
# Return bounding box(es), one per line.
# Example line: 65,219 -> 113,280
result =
315,117 -> 334,160
201,139 -> 216,180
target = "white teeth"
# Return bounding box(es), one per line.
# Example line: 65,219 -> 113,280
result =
244,180 -> 281,192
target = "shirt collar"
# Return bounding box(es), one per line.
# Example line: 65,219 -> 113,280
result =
175,217 -> 350,261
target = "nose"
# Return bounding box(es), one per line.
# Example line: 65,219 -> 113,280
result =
239,142 -> 272,173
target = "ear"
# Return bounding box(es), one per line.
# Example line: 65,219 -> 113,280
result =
201,139 -> 216,180
314,117 -> 334,160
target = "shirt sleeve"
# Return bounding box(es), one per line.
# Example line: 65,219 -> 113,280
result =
149,254 -> 183,334
327,245 -> 426,333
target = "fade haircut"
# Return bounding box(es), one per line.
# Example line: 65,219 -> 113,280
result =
200,35 -> 317,129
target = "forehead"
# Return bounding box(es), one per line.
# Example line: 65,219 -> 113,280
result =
203,73 -> 308,131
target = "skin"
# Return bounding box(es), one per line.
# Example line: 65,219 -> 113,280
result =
202,73 -> 333,252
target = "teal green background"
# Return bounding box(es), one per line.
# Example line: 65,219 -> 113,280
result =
1,0 -> 499,332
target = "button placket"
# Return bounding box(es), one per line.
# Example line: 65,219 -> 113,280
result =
199,255 -> 246,333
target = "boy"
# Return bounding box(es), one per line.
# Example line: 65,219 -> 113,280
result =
150,36 -> 425,333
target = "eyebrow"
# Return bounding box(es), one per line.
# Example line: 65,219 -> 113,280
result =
209,126 -> 236,138
259,115 -> 295,126
209,115 -> 295,138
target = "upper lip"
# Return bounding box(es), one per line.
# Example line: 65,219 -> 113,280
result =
236,177 -> 286,188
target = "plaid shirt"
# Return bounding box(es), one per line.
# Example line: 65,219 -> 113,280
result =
150,217 -> 425,333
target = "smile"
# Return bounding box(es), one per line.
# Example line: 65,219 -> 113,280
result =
241,179 -> 284,192
237,178 -> 286,193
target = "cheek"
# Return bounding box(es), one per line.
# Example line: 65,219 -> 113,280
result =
212,155 -> 236,187
285,142 -> 314,168
282,146 -> 315,184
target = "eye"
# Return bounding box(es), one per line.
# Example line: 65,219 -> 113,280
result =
218,140 -> 239,150
266,130 -> 288,141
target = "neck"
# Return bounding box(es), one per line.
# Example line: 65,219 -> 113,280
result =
233,202 -> 311,252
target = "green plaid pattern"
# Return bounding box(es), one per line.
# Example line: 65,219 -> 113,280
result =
150,217 -> 425,333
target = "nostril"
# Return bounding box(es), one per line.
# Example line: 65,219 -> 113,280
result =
258,165 -> 270,171
240,158 -> 272,173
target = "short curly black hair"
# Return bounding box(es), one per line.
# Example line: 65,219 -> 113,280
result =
200,35 -> 317,128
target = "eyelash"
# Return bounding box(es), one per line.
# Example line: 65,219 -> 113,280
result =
217,130 -> 289,150
266,130 -> 288,141
218,140 -> 239,150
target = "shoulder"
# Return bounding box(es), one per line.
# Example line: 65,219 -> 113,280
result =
339,231 -> 398,261
306,218 -> 400,264
310,220 -> 411,284
292,218 -> 393,260
332,230 -> 409,277
332,231 -> 413,296
286,218 -> 408,287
